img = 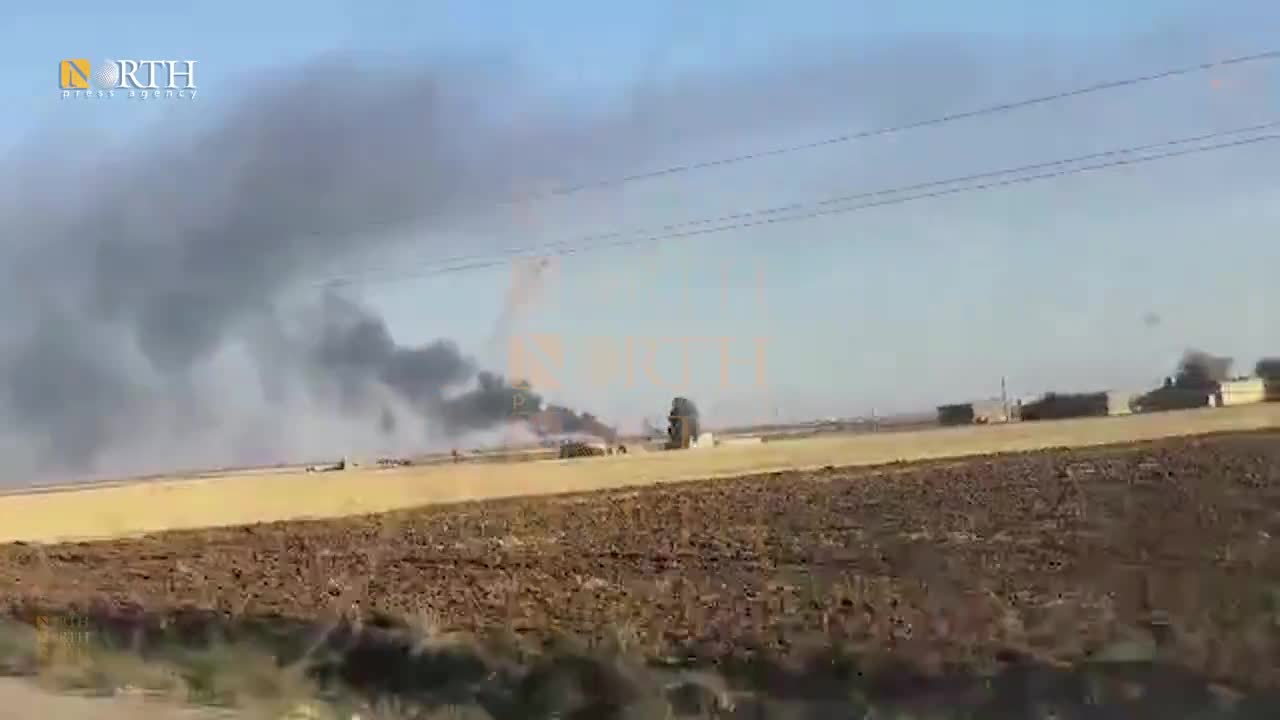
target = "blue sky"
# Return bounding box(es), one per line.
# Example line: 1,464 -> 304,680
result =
0,1 -> 1212,144
0,1 -> 1278,477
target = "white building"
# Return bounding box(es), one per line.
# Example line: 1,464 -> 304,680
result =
1214,378 -> 1267,407
1106,391 -> 1136,416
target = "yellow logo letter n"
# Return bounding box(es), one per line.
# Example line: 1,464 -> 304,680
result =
60,59 -> 90,89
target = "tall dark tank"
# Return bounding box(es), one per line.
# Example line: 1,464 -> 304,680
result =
666,396 -> 701,449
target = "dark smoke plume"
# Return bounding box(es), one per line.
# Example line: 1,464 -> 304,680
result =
666,397 -> 701,448
0,10 -> 1268,484
301,295 -> 619,442
1175,349 -> 1234,388
1256,358 -> 1280,380
525,404 -> 618,443
1135,348 -> 1237,413
3,44 -> 1035,483
306,294 -> 540,436
3,57 -> 671,482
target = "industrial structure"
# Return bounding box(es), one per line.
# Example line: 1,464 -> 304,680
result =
543,347 -> 1280,462
936,398 -> 1010,426
936,403 -> 976,426
553,396 -> 708,460
1134,380 -> 1212,412
666,396 -> 702,449
1131,351 -> 1261,412
1213,378 -> 1267,407
937,389 -> 1135,425
1020,392 -> 1108,421
938,373 -> 1273,428
1105,391 -> 1136,416
1135,374 -> 1270,412
1019,390 -> 1136,421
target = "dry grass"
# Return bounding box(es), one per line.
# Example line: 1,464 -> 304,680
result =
0,618 -> 327,719
0,609 -> 1267,719
2,404 -> 1278,545
0,679 -> 242,720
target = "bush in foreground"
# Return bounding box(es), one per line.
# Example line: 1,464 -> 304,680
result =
3,606 -> 1279,719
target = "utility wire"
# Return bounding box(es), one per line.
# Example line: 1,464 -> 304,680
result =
319,121 -> 1280,288
332,113 -> 1280,284
313,48 -> 1280,281
816,119 -> 1280,207
543,49 -> 1280,198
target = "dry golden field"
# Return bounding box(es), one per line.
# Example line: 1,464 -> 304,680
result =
2,404 -> 1279,545
5,426 -> 1280,717
5,415 -> 1280,717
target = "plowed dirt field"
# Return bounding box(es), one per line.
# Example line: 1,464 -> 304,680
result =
4,430 -> 1280,692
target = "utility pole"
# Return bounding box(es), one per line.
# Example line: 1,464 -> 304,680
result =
1000,376 -> 1009,422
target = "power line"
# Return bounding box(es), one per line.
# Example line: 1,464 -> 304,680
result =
319,121 -> 1280,288
817,119 -> 1280,206
324,118 -> 1280,285
313,47 -> 1280,280
542,49 -> 1280,198
330,125 -> 1280,285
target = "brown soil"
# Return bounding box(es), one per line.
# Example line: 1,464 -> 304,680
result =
3,430 -> 1280,691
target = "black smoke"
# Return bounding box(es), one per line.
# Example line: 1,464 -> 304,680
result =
304,294 -> 606,441
1175,349 -> 1234,388
666,397 -> 701,448
3,58 -> 660,482
1136,348 -> 1236,412
1256,358 -> 1280,380
3,45 -> 1018,482
0,11 -> 1270,483
310,296 -> 472,411
525,404 -> 618,443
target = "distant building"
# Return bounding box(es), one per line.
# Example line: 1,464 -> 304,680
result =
1020,392 -> 1110,421
1134,378 -> 1213,412
972,399 -> 1010,424
1105,391 -> 1136,416
937,403 -> 975,426
937,399 -> 1009,426
1213,377 -> 1267,407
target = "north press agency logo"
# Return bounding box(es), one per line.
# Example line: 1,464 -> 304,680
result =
59,58 -> 198,100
